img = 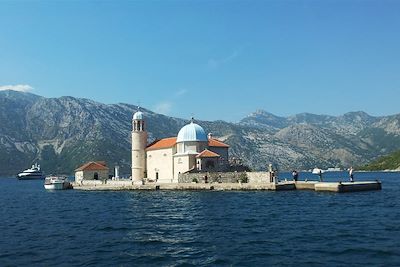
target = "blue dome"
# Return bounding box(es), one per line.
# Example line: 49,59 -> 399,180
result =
177,122 -> 208,143
133,111 -> 144,120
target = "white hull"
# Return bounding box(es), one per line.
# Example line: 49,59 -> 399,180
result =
17,163 -> 44,180
44,183 -> 67,190
17,174 -> 45,180
44,176 -> 72,190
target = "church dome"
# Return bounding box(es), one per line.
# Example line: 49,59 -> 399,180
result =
177,121 -> 208,143
133,111 -> 144,120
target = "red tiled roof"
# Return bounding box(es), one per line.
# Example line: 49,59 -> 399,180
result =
145,137 -> 228,151
75,161 -> 109,171
196,149 -> 220,158
146,137 -> 177,151
208,138 -> 229,148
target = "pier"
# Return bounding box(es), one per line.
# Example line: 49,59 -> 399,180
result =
72,180 -> 381,193
314,181 -> 382,192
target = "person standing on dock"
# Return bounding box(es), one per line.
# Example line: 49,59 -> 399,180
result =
292,170 -> 298,182
318,169 -> 323,182
349,167 -> 354,182
268,163 -> 273,183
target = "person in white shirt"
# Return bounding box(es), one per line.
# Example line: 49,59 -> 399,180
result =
349,167 -> 354,182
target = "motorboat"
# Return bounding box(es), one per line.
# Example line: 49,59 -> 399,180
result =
326,167 -> 342,172
17,163 -> 45,180
44,176 -> 72,190
312,168 -> 325,175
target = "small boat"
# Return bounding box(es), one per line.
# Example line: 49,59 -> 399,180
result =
312,168 -> 325,175
17,163 -> 45,180
326,167 -> 342,172
44,176 -> 72,190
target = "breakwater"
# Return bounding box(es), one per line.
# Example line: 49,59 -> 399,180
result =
72,180 -> 381,193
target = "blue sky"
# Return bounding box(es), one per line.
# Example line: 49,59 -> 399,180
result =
0,0 -> 399,122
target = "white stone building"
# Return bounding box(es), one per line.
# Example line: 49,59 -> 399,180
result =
131,112 -> 229,183
75,161 -> 109,183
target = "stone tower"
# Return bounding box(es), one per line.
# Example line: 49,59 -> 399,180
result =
131,111 -> 147,182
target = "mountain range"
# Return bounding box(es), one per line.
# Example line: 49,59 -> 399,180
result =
1,90 -> 400,176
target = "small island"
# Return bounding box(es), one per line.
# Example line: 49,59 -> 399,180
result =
72,111 -> 382,193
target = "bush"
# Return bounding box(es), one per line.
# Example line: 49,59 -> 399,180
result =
239,173 -> 248,183
192,177 -> 198,183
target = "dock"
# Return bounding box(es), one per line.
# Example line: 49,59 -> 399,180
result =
314,181 -> 382,192
72,181 -> 295,191
72,180 -> 381,193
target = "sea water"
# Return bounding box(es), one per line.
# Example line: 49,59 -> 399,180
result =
0,172 -> 399,266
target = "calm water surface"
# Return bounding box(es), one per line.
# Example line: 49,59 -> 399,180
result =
0,172 -> 399,266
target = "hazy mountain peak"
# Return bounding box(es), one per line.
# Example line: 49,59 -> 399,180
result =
251,109 -> 278,116
341,111 -> 374,121
240,109 -> 287,129
0,89 -> 42,103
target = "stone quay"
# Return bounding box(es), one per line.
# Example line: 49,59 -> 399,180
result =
72,179 -> 381,193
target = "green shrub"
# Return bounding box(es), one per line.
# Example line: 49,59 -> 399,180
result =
239,173 -> 248,183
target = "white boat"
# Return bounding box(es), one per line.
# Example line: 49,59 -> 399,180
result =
44,176 -> 72,190
312,168 -> 325,175
17,163 -> 45,180
326,167 -> 342,172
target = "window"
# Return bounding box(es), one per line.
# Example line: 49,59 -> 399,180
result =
179,143 -> 184,153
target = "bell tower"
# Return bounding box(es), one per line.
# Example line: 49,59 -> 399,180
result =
131,111 -> 147,182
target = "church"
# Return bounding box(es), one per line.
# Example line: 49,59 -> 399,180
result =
131,111 -> 229,183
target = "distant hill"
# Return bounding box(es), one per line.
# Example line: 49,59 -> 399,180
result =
360,150 -> 400,171
1,90 -> 400,176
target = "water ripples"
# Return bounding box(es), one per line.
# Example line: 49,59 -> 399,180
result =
0,173 -> 400,266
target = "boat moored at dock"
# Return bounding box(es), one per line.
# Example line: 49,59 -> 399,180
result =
44,176 -> 72,190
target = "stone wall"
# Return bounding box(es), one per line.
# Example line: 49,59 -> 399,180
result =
178,171 -> 272,183
75,170 -> 109,183
105,180 -> 133,186
77,172 -> 273,185
76,180 -> 133,187
147,147 -> 174,183
79,180 -> 103,186
247,172 -> 272,183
